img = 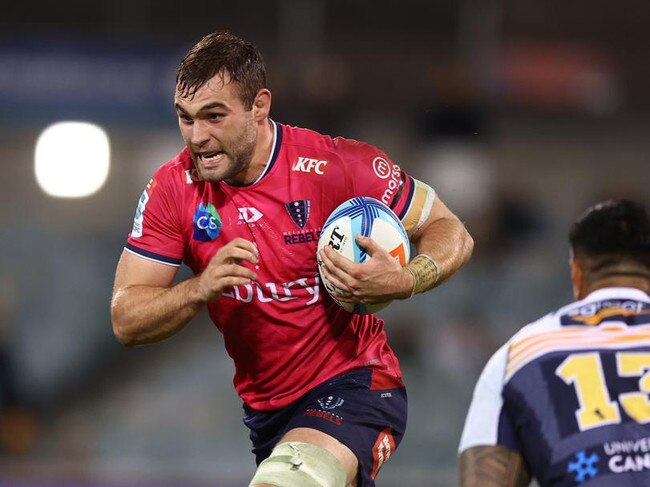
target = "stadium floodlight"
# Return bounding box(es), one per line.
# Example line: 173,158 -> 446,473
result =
34,121 -> 111,198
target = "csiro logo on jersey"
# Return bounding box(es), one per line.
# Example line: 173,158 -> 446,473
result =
193,202 -> 222,241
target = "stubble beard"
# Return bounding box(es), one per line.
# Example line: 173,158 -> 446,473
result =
194,118 -> 257,184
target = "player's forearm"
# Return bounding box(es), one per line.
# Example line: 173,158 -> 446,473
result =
459,445 -> 530,487
111,277 -> 205,346
414,215 -> 473,286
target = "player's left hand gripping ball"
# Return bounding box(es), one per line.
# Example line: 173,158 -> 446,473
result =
317,197 -> 410,314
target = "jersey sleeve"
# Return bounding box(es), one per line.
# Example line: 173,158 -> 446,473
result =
125,166 -> 185,266
458,344 -> 519,453
346,144 -> 436,236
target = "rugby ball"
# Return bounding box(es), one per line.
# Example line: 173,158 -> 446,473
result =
317,196 -> 410,314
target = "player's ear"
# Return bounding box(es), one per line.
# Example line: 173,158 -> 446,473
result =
252,89 -> 271,121
570,256 -> 585,300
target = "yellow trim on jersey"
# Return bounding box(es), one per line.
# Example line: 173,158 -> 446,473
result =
401,179 -> 436,236
505,324 -> 650,381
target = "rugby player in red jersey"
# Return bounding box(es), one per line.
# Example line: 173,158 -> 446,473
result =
111,31 -> 473,487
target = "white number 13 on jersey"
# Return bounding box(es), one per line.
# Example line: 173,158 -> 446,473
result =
556,351 -> 650,431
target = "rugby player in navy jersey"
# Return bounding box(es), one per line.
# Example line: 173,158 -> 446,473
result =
459,199 -> 650,486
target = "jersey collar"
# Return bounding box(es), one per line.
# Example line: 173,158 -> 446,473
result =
226,119 -> 282,188
583,287 -> 650,303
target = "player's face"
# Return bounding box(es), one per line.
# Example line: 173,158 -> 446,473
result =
174,72 -> 257,184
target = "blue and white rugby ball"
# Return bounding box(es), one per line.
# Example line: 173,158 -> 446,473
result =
317,196 -> 410,314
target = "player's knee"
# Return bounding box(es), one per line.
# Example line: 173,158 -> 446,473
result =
249,441 -> 347,487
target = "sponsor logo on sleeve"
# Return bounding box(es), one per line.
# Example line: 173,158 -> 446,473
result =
193,202 -> 222,241
131,178 -> 156,238
379,162 -> 402,205
372,157 -> 391,179
292,156 -> 328,175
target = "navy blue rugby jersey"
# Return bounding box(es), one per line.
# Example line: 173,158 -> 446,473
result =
459,287 -> 650,486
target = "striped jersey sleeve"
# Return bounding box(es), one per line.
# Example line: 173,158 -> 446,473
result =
125,161 -> 185,266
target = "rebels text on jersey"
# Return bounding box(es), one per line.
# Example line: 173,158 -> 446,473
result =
125,122 -> 421,410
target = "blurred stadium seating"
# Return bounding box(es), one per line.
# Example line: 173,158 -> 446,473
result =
0,1 -> 649,485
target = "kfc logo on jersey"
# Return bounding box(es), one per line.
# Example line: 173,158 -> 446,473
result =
131,178 -> 156,238
238,207 -> 263,223
292,156 -> 328,175
193,202 -> 222,241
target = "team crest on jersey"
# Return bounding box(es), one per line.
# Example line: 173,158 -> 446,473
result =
193,202 -> 221,241
285,200 -> 310,229
302,394 -> 345,426
283,199 -> 320,245
317,396 -> 344,410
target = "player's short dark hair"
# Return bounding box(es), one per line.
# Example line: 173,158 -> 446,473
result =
176,31 -> 266,110
569,199 -> 650,274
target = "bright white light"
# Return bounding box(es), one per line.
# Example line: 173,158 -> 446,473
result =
34,121 -> 110,198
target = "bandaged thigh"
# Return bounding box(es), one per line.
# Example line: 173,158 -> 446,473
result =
249,441 -> 347,487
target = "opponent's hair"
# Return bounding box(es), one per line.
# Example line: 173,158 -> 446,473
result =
569,199 -> 650,277
176,31 -> 266,109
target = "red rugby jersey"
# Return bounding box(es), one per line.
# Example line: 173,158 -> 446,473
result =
126,122 -> 417,410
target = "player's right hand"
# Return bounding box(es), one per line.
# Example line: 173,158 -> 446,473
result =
195,238 -> 259,302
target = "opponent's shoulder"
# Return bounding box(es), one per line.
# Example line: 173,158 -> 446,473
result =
509,310 -> 562,343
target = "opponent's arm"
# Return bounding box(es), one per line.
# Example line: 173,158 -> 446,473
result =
111,238 -> 258,346
459,445 -> 530,487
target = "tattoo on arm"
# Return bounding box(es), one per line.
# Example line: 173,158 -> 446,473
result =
459,445 -> 530,487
